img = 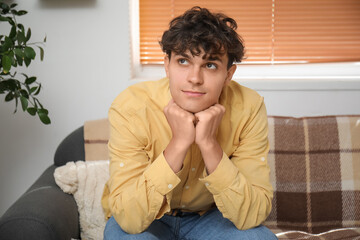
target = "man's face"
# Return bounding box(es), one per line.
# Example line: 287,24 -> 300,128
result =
165,49 -> 236,113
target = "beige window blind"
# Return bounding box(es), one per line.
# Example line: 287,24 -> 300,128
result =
139,0 -> 360,64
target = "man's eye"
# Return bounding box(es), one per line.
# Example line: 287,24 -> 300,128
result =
178,59 -> 188,65
206,63 -> 217,69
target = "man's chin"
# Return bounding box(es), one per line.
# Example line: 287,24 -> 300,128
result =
178,103 -> 209,114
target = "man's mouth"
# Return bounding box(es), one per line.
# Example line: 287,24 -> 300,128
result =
182,90 -> 205,97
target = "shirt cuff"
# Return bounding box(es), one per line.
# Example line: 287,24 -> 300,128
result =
144,152 -> 181,195
199,152 -> 239,195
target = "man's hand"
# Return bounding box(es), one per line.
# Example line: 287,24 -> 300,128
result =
194,104 -> 225,147
164,99 -> 196,148
194,104 -> 225,174
163,99 -> 196,173
163,100 -> 225,174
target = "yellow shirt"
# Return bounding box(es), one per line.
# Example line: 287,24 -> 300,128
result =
102,77 -> 273,234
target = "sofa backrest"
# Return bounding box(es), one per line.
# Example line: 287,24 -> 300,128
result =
265,115 -> 360,234
54,126 -> 85,166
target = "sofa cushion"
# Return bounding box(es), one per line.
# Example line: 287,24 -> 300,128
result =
84,118 -> 110,161
264,115 -> 360,234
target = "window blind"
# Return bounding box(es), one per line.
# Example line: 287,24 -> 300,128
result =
139,0 -> 360,64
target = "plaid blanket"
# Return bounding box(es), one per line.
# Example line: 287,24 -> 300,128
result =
265,115 -> 360,239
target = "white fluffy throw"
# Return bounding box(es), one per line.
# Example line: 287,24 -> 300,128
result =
54,160 -> 109,240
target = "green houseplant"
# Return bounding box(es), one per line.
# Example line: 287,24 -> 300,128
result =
0,2 -> 50,124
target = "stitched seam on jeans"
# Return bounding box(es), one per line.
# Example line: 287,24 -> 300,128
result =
174,217 -> 181,240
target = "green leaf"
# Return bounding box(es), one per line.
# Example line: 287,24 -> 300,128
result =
12,58 -> 17,67
2,36 -> 14,52
8,51 -> 15,65
0,16 -> 10,22
17,10 -> 28,16
24,47 -> 36,59
10,9 -> 18,15
34,83 -> 41,95
14,48 -> 23,57
9,26 -> 16,39
27,107 -> 37,116
20,95 -> 28,111
24,57 -> 31,67
38,108 -> 48,115
15,54 -> 23,66
0,81 -> 6,92
2,55 -> 12,73
17,24 -> 25,34
38,46 -> 44,61
20,89 -> 29,98
25,76 -> 37,85
4,79 -> 17,91
10,3 -> 18,9
5,92 -> 14,102
44,36 -> 47,43
38,109 -> 51,124
0,3 -> 10,13
15,53 -> 24,66
26,28 -> 31,41
30,86 -> 38,93
17,31 -> 26,44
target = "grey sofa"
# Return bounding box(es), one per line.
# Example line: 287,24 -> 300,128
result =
0,127 -> 85,240
1,115 -> 360,240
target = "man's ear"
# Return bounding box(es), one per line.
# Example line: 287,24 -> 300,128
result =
224,64 -> 237,86
164,55 -> 170,78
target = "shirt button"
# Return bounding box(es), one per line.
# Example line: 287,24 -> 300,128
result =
205,182 -> 210,187
119,162 -> 124,167
185,186 -> 190,190
260,157 -> 265,162
168,184 -> 173,189
191,168 -> 196,172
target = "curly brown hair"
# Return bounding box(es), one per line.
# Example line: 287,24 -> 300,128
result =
159,6 -> 245,69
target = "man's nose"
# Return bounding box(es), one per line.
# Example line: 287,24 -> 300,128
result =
187,66 -> 203,85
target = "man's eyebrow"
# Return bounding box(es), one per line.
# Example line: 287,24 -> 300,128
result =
174,52 -> 190,58
205,55 -> 223,62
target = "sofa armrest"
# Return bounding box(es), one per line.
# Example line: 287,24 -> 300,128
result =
0,165 -> 80,240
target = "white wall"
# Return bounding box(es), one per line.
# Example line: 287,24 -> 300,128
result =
0,0 -> 132,216
0,0 -> 359,216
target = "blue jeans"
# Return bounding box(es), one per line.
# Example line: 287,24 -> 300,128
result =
104,208 -> 277,240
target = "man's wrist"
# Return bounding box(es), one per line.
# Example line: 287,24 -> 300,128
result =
164,138 -> 191,173
197,140 -> 223,174
196,137 -> 218,151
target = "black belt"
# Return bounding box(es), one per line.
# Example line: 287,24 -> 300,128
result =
168,209 -> 198,217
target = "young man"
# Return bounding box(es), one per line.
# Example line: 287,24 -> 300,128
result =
102,6 -> 277,239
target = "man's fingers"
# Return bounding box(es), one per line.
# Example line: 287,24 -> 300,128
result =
195,104 -> 225,121
164,99 -> 196,123
193,116 -> 199,126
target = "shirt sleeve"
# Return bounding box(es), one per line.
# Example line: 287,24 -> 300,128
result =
106,103 -> 181,234
199,96 -> 273,230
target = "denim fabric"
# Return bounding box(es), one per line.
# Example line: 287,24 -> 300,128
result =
104,208 -> 277,240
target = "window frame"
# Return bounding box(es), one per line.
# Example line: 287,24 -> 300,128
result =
130,0 -> 360,91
